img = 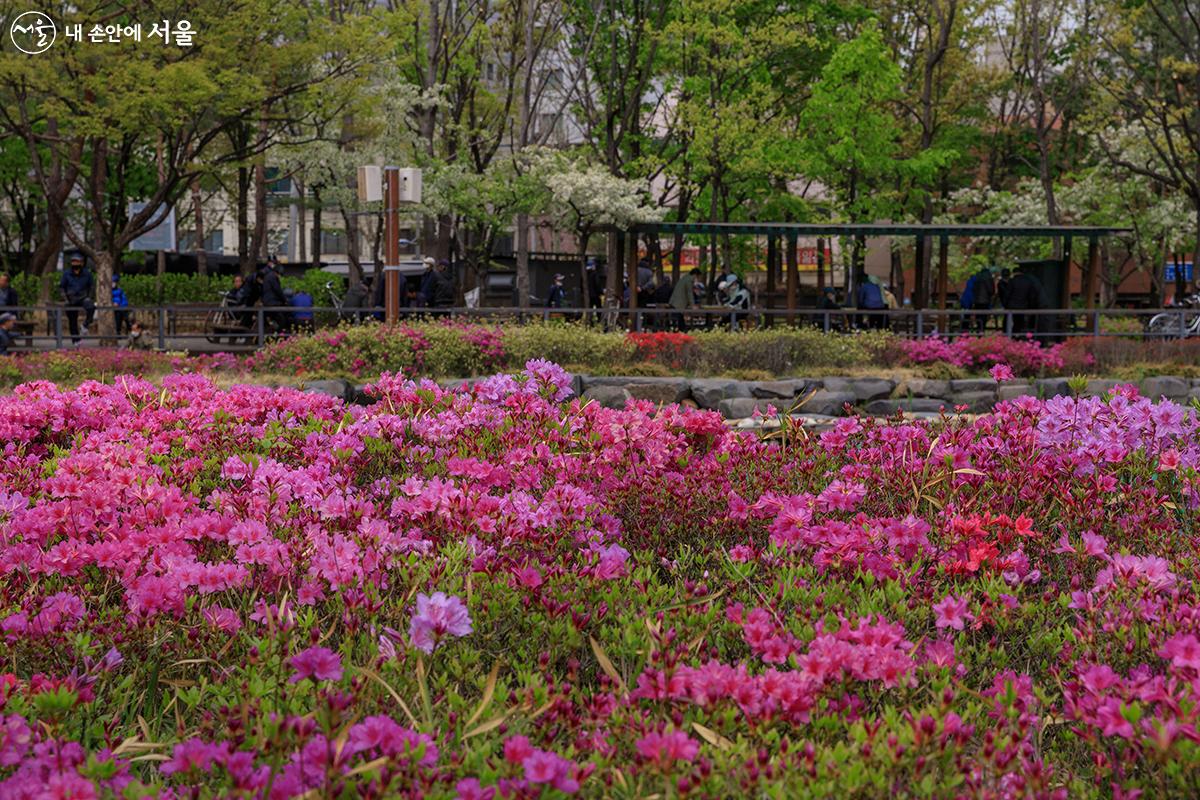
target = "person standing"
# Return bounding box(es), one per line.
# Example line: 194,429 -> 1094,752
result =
59,255 -> 95,344
0,273 -> 18,313
970,267 -> 995,334
257,262 -> 287,333
1003,265 -> 1044,336
416,257 -> 437,307
431,260 -> 456,311
291,287 -> 314,332
112,274 -> 131,335
546,273 -> 567,308
669,268 -> 700,331
855,275 -> 887,329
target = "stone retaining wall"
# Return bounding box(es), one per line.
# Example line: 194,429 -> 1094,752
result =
297,374 -> 1200,423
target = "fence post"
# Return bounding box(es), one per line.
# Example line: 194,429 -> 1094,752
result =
634,310 -> 642,332
1004,312 -> 1013,336
916,311 -> 924,338
157,308 -> 166,350
822,311 -> 830,334
1179,310 -> 1186,340
257,308 -> 266,347
1092,310 -> 1101,338
54,308 -> 63,349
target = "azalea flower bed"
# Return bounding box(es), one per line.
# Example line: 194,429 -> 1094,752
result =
2,363 -> 1200,797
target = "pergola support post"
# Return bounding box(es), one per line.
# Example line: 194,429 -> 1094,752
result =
1086,236 -> 1100,332
786,233 -> 798,325
816,237 -> 826,296
1061,235 -> 1073,337
766,233 -> 777,327
937,234 -> 949,335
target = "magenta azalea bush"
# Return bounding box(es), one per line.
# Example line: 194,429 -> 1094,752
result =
1,361 -> 1200,796
895,334 -> 1095,376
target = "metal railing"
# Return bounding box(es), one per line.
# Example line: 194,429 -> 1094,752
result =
0,303 -> 1195,351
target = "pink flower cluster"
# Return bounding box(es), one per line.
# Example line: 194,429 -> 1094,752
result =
0,361 -> 1199,795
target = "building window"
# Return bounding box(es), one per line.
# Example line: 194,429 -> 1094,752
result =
320,229 -> 348,255
265,166 -> 292,196
180,229 -> 224,253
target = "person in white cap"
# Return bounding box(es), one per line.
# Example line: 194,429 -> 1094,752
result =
417,257 -> 437,307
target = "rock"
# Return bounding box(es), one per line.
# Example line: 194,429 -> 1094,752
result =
1083,379 -> 1119,398
582,385 -> 631,409
751,379 -> 808,399
625,380 -> 690,405
904,378 -> 951,398
1140,376 -> 1190,400
718,397 -> 782,419
1034,378 -> 1072,398
797,390 -> 858,416
570,373 -> 584,399
302,379 -> 350,401
679,398 -> 700,410
1189,387 -> 1200,402
949,378 -> 998,393
949,390 -> 997,413
823,377 -> 895,402
350,383 -> 374,405
864,398 -> 947,415
690,379 -> 750,410
997,383 -> 1033,402
852,378 -> 898,402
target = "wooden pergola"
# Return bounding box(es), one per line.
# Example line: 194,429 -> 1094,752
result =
621,222 -> 1131,312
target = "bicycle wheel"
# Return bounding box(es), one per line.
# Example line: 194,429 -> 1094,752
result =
1146,313 -> 1184,339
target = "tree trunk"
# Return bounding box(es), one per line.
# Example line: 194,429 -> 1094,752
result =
342,208 -> 364,287
191,175 -> 207,276
237,164 -> 251,272
579,232 -> 591,309
297,180 -> 307,264
251,153 -> 268,264
94,251 -> 115,339
312,187 -> 323,265
516,212 -> 531,309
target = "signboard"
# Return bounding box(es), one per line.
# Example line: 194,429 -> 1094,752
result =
1165,262 -> 1194,282
128,203 -> 176,252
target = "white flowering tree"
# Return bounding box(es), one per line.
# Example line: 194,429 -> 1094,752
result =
533,152 -> 663,307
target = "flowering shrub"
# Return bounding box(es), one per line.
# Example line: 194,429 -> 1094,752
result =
627,331 -> 696,369
1,364 -> 1200,796
895,334 -> 1096,376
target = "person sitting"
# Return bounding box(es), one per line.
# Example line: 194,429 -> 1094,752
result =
0,272 -> 19,314
719,277 -> 751,328
123,320 -> 152,350
112,274 -> 131,335
291,288 -> 314,332
0,312 -> 17,355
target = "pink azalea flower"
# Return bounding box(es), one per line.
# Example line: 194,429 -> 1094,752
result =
1159,633 -> 1200,671
409,592 -> 473,654
288,646 -> 343,683
636,729 -> 700,767
990,364 -> 1015,382
932,594 -> 972,631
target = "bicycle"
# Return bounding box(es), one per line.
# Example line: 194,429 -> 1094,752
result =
204,291 -> 253,345
1145,294 -> 1200,339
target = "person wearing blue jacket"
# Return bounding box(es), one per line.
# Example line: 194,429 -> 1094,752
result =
112,274 -> 130,335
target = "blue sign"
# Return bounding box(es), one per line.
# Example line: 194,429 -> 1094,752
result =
1165,262 -> 1194,282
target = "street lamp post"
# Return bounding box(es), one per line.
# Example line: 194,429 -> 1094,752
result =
359,165 -> 421,323
383,166 -> 401,323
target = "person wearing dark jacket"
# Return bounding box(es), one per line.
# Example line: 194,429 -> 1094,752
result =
416,258 -> 437,307
1002,266 -> 1044,336
430,260 -> 455,309
59,255 -> 95,344
0,273 -> 18,313
0,312 -> 16,355
969,267 -> 995,334
257,264 -> 287,332
546,273 -> 567,308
